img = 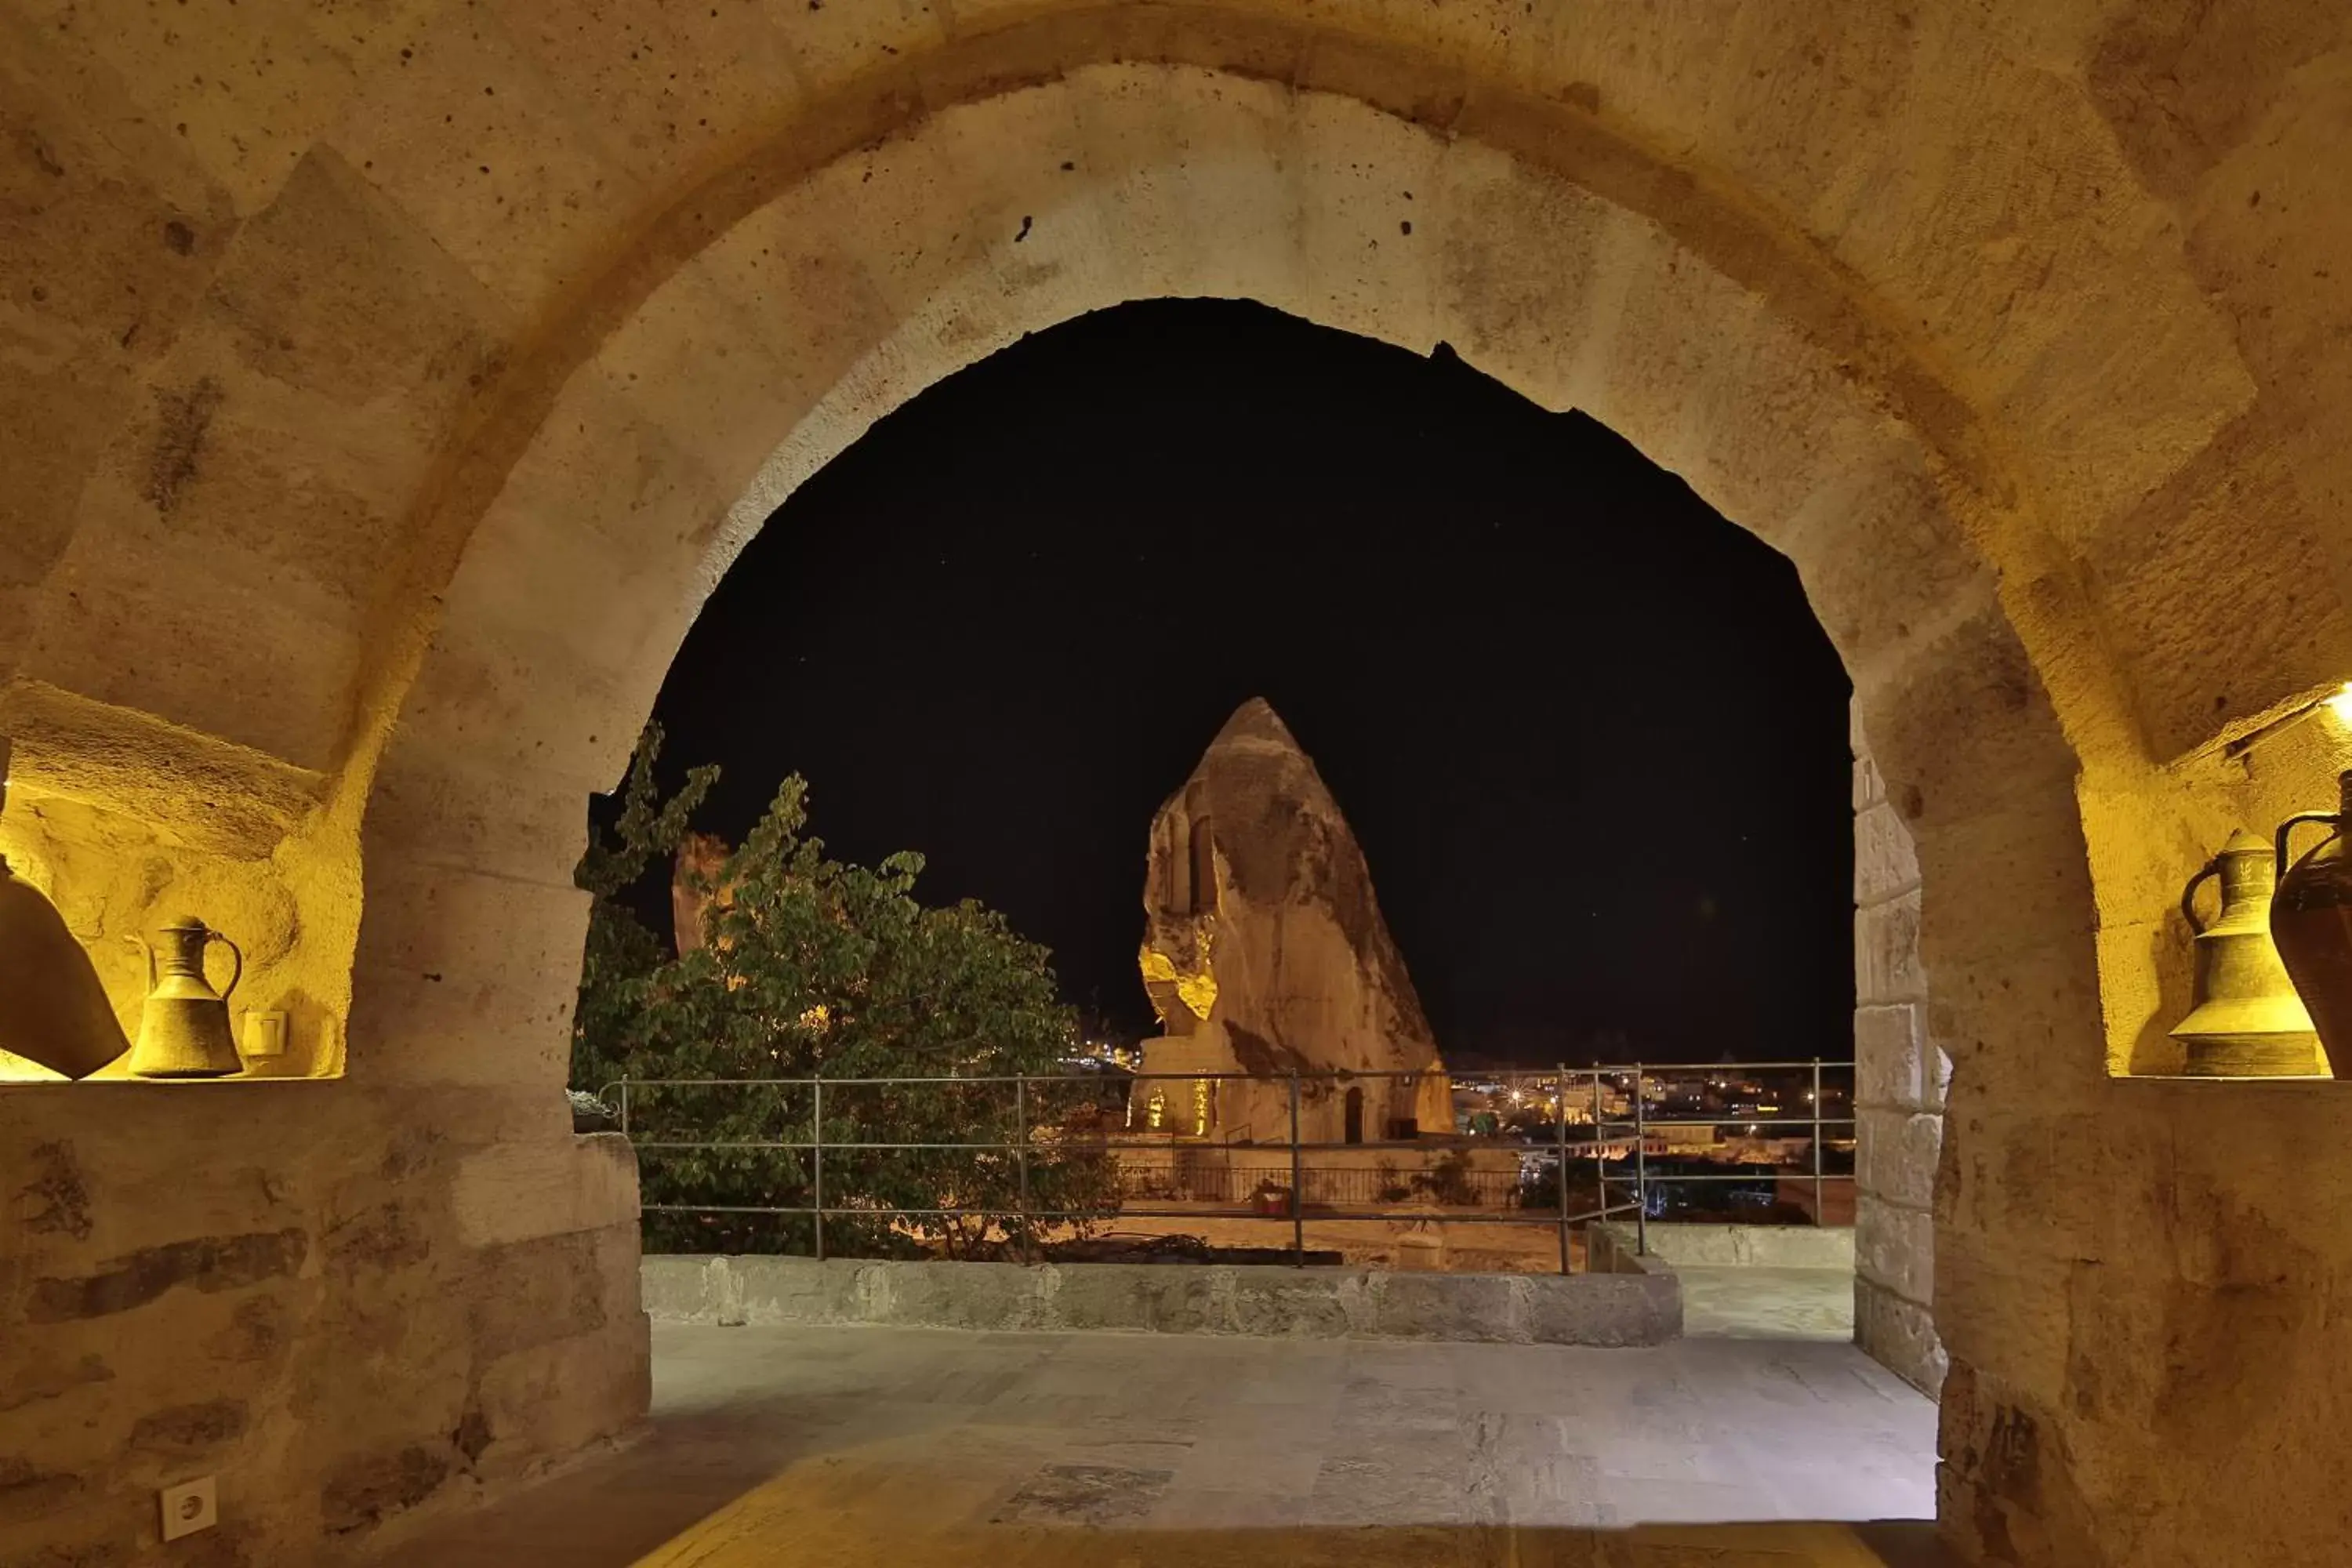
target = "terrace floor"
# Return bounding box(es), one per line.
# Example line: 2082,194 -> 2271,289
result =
1679,1266 -> 1857,1341
371,1320 -> 1947,1566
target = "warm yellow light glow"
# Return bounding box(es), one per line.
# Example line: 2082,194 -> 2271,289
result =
0,1047 -> 67,1083
1138,942 -> 1218,1021
2326,682 -> 2352,724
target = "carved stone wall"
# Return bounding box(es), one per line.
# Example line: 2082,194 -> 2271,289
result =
5,3 -> 2352,1563
1851,704 -> 1947,1396
0,1091 -> 646,1561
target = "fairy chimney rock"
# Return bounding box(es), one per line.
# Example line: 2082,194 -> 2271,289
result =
670,831 -> 730,956
1138,699 -> 1450,1142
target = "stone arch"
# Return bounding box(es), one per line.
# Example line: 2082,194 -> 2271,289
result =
349,56 -> 2087,1104
347,47 -> 2093,1469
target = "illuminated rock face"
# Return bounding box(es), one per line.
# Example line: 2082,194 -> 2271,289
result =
1138,700 -> 1450,1145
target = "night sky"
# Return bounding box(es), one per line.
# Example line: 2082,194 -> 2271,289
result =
629,299 -> 1854,1066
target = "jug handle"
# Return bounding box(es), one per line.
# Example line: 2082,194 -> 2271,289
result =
2276,813 -> 2340,880
2180,858 -> 2222,934
206,930 -> 243,1007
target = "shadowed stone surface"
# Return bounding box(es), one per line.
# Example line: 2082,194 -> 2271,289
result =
366,1321 -> 1944,1566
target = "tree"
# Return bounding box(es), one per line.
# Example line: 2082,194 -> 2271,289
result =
572,729 -> 1120,1258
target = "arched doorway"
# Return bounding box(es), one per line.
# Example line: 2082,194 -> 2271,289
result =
350,55 -> 2083,1560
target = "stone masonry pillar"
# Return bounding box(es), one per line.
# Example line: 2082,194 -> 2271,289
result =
1852,702 -> 1947,1395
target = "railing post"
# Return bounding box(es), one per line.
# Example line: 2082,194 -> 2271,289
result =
1633,1063 -> 1649,1257
1289,1072 -> 1304,1267
619,1080 -> 630,1137
1014,1074 -> 1032,1263
1811,1057 -> 1825,1226
812,1077 -> 825,1264
1554,1065 -> 1570,1275
1590,1069 -> 1605,1220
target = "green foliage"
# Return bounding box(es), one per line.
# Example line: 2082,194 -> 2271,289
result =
1410,1149 -> 1479,1206
572,728 -> 1120,1258
571,731 -> 717,1100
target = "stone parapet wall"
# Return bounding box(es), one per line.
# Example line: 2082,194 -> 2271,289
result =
1599,1222 -> 1856,1271
642,1254 -> 1679,1347
1851,709 -> 1947,1397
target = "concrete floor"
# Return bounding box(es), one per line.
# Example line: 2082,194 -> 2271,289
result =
371,1321 -> 1945,1567
1678,1268 -> 1857,1341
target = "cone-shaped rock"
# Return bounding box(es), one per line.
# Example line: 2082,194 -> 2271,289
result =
1136,699 -> 1450,1143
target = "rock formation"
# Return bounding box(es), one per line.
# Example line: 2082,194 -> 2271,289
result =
670,831 -> 731,956
1136,699 -> 1451,1144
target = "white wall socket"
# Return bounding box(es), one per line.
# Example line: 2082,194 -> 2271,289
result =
243,1011 -> 289,1058
159,1475 -> 217,1541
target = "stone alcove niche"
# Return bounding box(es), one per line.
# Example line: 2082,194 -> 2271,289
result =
2096,679 -> 2352,1082
0,707 -> 353,1084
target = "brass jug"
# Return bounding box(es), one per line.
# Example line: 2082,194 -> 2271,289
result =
0,856 -> 131,1079
127,916 -> 244,1079
2171,831 -> 2322,1075
2271,771 -> 2352,1079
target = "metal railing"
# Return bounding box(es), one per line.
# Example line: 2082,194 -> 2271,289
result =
599,1060 -> 1855,1275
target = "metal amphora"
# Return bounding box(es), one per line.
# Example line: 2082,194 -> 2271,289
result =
2170,830 -> 2321,1075
0,855 -> 131,1078
126,916 -> 244,1078
2270,771 -> 2352,1080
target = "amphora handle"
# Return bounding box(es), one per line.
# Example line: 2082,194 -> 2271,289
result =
2277,813 -> 2342,883
2180,859 -> 2223,935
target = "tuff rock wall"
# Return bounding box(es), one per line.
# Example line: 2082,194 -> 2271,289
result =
1852,705 -> 1946,1397
1,3 -> 2350,1563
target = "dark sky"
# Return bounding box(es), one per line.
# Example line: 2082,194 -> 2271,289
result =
629,299 -> 1854,1066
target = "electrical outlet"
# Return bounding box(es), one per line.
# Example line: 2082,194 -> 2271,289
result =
243,1011 -> 289,1058
159,1476 -> 217,1541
